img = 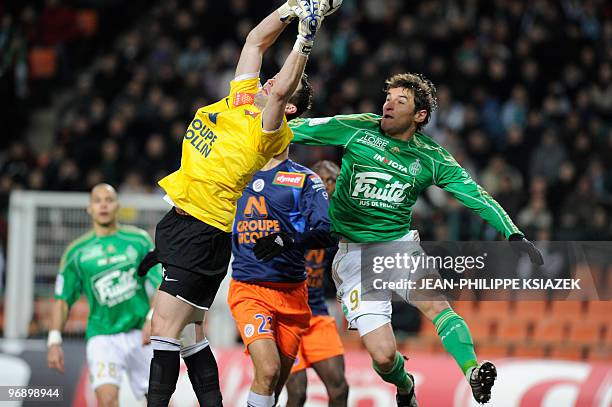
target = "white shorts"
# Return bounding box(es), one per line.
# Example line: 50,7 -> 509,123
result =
86,330 -> 152,400
332,230 -> 430,335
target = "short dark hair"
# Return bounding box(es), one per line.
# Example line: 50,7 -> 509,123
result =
384,72 -> 438,130
286,73 -> 313,121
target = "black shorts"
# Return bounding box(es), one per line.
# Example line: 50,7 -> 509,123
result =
155,208 -> 232,308
159,265 -> 226,309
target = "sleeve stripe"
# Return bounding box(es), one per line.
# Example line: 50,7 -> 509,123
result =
344,130 -> 361,148
430,156 -> 437,185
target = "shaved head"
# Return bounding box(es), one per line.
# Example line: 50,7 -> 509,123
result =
88,183 -> 119,228
90,183 -> 117,201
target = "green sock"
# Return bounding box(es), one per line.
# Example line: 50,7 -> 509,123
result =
433,308 -> 478,376
372,351 -> 413,392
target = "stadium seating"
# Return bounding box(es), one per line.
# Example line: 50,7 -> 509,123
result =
401,300 -> 612,362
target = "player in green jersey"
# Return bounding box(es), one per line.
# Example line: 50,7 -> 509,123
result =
48,184 -> 162,406
288,73 -> 543,406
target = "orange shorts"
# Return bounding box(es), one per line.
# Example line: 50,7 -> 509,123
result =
228,279 -> 311,359
291,315 -> 345,373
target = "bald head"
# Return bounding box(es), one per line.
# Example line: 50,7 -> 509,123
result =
90,183 -> 117,200
88,183 -> 119,228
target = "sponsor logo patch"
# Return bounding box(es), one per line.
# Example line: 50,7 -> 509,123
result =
244,324 -> 255,338
356,133 -> 389,151
409,159 -> 422,176
233,92 -> 255,106
349,164 -> 412,208
309,175 -> 326,191
373,153 -> 409,174
244,109 -> 259,118
92,268 -> 138,307
55,275 -> 64,296
273,171 -> 306,188
253,179 -> 265,192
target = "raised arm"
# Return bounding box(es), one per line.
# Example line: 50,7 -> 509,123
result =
235,5 -> 294,79
261,1 -> 324,132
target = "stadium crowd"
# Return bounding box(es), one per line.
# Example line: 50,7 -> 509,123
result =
1,0 -> 611,246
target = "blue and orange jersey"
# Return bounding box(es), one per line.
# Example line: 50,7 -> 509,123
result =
231,159 -> 331,283
304,247 -> 336,316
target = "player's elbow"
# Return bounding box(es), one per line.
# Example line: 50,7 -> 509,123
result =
270,86 -> 292,103
245,29 -> 266,49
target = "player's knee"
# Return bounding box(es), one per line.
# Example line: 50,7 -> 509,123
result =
366,334 -> 397,369
150,313 -> 168,336
151,312 -> 183,338
96,390 -> 118,407
255,361 -> 281,388
287,383 -> 307,406
328,379 -> 349,403
370,346 -> 396,371
286,373 -> 307,406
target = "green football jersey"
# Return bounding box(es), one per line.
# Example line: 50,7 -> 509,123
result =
290,113 -> 521,242
54,225 -> 163,339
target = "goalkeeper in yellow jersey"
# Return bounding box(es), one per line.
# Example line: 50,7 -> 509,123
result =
139,1 -> 338,406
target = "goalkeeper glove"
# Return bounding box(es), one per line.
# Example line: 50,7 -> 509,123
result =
508,234 -> 544,266
279,0 -> 342,23
278,0 -> 298,23
320,0 -> 343,16
254,232 -> 295,262
137,249 -> 160,277
293,0 -> 323,55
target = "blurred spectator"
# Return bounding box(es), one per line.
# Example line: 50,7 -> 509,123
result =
480,155 -> 522,197
517,195 -> 553,236
529,130 -> 567,184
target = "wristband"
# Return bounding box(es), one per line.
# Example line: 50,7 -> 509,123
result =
293,37 -> 313,56
146,309 -> 154,321
47,330 -> 62,347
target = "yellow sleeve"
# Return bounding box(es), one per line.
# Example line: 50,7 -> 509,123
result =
253,117 -> 293,155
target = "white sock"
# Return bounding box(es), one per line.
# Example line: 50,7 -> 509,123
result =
247,390 -> 275,407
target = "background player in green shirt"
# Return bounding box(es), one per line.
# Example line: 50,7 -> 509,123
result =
47,183 -> 162,406
288,73 -> 543,406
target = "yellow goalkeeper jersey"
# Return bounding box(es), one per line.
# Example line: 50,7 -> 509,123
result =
158,77 -> 293,232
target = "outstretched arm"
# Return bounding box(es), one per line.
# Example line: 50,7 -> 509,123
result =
262,1 -> 324,132
435,158 -> 543,265
290,113 -> 381,146
235,7 -> 292,79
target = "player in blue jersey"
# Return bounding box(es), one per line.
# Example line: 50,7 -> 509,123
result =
285,160 -> 348,407
228,148 -> 337,407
